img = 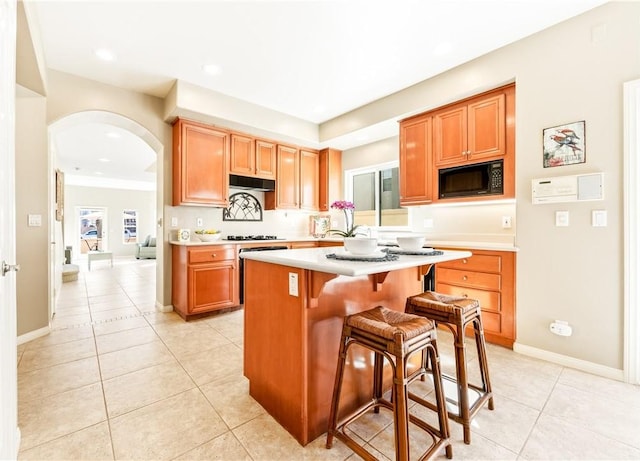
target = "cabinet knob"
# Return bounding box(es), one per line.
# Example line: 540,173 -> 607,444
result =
463,259 -> 468,264
211,253 -> 216,258
462,275 -> 468,281
462,293 -> 468,298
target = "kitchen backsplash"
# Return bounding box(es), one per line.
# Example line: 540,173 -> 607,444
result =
166,189 -> 517,242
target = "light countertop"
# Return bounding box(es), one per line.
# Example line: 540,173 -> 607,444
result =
239,246 -> 472,277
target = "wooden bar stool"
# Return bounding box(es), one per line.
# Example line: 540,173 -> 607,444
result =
326,306 -> 452,461
405,291 -> 494,444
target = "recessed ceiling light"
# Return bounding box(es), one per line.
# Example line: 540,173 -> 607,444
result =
106,131 -> 121,139
202,64 -> 221,76
99,158 -> 110,163
94,171 -> 103,175
94,48 -> 116,62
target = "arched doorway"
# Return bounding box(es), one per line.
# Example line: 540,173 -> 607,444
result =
48,111 -> 162,320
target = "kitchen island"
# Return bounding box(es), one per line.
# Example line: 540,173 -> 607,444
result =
241,246 -> 472,445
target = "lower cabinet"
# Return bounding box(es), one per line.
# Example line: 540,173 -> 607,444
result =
172,244 -> 239,319
434,248 -> 516,348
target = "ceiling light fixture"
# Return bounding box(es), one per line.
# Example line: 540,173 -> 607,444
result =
94,48 -> 116,62
106,131 -> 121,139
99,158 -> 110,163
202,64 -> 221,76
94,171 -> 103,175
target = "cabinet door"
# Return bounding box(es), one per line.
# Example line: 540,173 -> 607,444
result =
399,115 -> 432,205
433,104 -> 467,167
319,148 -> 342,211
173,119 -> 229,206
467,93 -> 506,162
230,134 -> 255,176
299,149 -> 319,211
266,145 -> 299,209
255,140 -> 276,180
188,262 -> 238,313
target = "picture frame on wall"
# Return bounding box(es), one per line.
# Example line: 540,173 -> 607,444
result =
55,169 -> 64,221
543,120 -> 586,168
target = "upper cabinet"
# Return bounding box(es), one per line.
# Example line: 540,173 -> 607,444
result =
399,83 -> 515,205
434,91 -> 506,168
399,114 -> 432,206
265,146 -> 320,211
265,145 -> 300,209
172,118 -> 229,207
299,149 -> 319,211
230,134 -> 276,180
318,148 -> 342,211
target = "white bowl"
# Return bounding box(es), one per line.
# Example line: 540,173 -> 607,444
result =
344,237 -> 378,255
196,233 -> 221,242
396,235 -> 425,251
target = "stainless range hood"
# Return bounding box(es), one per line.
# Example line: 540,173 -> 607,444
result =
229,174 -> 276,191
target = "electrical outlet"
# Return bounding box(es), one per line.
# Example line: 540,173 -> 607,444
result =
501,216 -> 512,229
171,217 -> 178,227
196,217 -> 203,227
288,273 -> 299,297
555,211 -> 569,227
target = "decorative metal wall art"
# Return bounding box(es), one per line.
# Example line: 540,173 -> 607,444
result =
223,192 -> 263,221
543,120 -> 586,168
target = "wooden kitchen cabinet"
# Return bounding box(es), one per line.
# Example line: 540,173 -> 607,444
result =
172,118 -> 229,207
434,249 -> 516,348
399,114 -> 432,205
318,148 -> 342,211
299,148 -> 319,211
433,89 -> 506,168
172,244 -> 239,319
229,133 -> 276,180
265,144 -> 299,209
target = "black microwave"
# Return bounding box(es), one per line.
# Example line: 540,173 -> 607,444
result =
438,160 -> 504,199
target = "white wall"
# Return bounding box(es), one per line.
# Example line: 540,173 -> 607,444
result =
64,185 -> 156,259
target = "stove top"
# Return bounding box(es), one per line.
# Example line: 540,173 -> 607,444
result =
224,235 -> 281,241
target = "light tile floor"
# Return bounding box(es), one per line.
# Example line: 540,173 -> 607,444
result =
17,258 -> 640,460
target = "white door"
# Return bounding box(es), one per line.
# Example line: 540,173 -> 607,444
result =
0,0 -> 19,458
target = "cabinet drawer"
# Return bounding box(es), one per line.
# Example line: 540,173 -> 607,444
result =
438,253 -> 502,273
189,246 -> 236,264
436,283 -> 503,335
436,267 -> 500,291
435,283 -> 501,312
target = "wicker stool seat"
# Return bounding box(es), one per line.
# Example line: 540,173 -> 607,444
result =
406,291 -> 494,444
326,306 -> 452,461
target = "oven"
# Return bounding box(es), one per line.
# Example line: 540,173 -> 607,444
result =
238,245 -> 288,304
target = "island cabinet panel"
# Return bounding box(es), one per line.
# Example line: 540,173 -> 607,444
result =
435,249 -> 515,348
299,148 -> 319,211
230,134 -> 277,180
243,260 -> 425,445
172,244 -> 239,319
172,118 -> 229,207
399,114 -> 432,205
318,148 -> 342,211
433,91 -> 506,168
265,145 -> 299,210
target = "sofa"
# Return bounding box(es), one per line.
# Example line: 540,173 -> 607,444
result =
135,235 -> 156,259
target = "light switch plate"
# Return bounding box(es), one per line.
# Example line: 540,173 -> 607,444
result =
196,217 -> 203,227
288,273 -> 299,297
592,210 -> 607,227
28,214 -> 42,227
555,211 -> 569,227
171,217 -> 178,227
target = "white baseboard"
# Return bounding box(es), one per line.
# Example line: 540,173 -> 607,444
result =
513,342 -> 625,382
17,325 -> 50,346
156,301 -> 173,313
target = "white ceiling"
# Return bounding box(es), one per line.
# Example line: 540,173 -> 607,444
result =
30,0 -> 608,187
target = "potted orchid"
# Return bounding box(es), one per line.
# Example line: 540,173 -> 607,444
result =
329,200 -> 364,237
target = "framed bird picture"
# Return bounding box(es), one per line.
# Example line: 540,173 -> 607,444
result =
543,120 -> 586,168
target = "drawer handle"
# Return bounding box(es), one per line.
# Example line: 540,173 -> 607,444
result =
462,275 -> 468,281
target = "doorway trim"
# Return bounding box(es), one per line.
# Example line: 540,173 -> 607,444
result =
623,78 -> 639,384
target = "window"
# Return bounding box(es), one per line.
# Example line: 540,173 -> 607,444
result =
346,161 -> 408,228
123,210 -> 138,243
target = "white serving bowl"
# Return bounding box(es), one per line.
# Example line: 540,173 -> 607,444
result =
196,233 -> 221,242
344,237 -> 378,255
396,235 -> 425,251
